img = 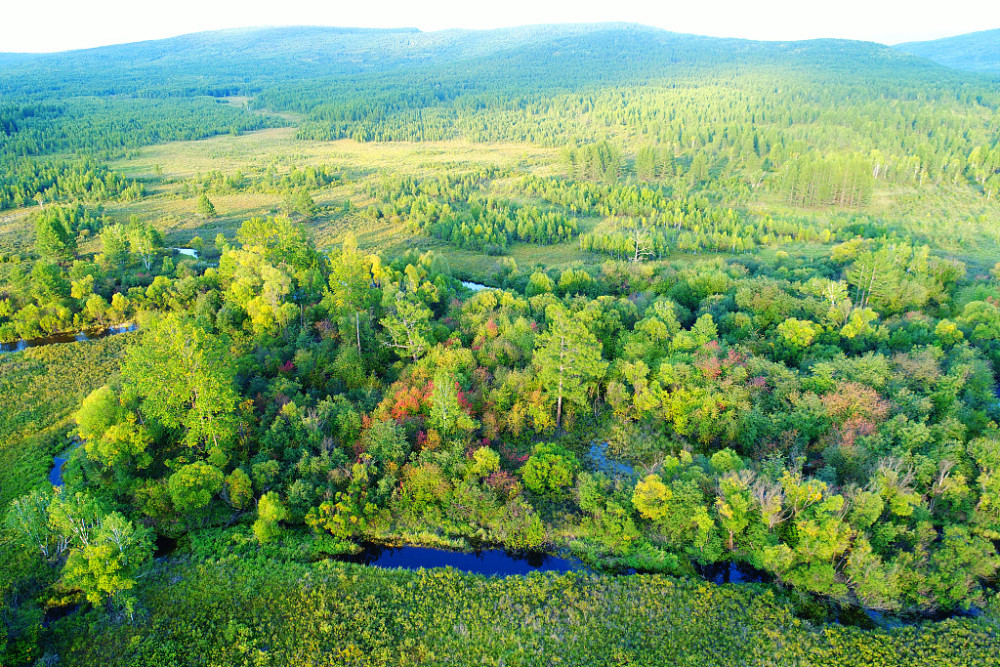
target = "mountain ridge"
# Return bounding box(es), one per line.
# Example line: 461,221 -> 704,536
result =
893,27 -> 1000,73
0,23 -> 961,99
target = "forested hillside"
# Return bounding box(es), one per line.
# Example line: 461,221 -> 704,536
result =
1,22 -> 1000,666
894,28 -> 1000,73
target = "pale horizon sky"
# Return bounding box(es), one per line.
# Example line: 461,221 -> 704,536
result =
1,0 -> 998,53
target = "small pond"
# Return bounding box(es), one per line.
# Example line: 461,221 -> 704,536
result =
460,280 -> 491,292
0,323 -> 137,354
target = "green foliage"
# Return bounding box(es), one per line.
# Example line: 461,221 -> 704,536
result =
77,385 -> 152,469
168,462 -> 224,513
122,315 -> 238,450
521,443 -> 580,495
37,555 -> 1000,666
0,335 -> 130,508
196,193 -> 217,219
632,474 -> 673,522
469,447 -> 500,478
252,491 -> 287,543
223,469 -> 253,510
4,23 -> 1000,659
33,207 -> 78,263
533,305 -> 607,426
371,173 -> 579,254
60,512 -> 152,607
380,287 -> 433,362
306,463 -> 377,538
75,385 -> 120,443
4,489 -> 55,557
0,158 -> 143,211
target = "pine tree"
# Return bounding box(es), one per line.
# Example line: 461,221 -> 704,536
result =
533,306 -> 608,428
196,193 -> 217,219
34,209 -> 77,263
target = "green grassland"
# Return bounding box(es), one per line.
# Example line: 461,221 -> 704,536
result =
0,126 -> 967,282
102,129 -> 589,273
37,552 -> 998,667
0,335 -> 132,508
108,130 -> 547,257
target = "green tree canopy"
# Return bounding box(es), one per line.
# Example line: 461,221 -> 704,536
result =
122,314 -> 239,451
533,305 -> 607,427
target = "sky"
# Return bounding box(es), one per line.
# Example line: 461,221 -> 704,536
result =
1,0 -> 998,53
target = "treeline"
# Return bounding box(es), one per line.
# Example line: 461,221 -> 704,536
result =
267,52 -> 1000,201
579,208 -> 832,258
0,159 -> 143,211
0,97 -> 280,213
518,174 -> 675,217
517,175 -> 826,257
563,141 -> 624,181
183,163 -> 342,196
389,197 -> 578,254
0,99 -> 281,160
779,155 -> 875,208
368,172 -> 579,253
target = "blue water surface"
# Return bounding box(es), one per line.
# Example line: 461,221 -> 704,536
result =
350,543 -> 582,576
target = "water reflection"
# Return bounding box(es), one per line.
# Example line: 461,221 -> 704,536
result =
346,543 -> 582,576
0,323 -> 137,354
694,561 -> 770,584
588,441 -> 637,478
49,457 -> 68,487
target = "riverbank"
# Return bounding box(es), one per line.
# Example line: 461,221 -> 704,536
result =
0,334 -> 132,508
38,551 -> 998,666
145,522 -> 984,632
0,323 -> 137,354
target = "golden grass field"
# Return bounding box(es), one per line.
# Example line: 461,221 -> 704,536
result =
102,128 -> 604,276
3,126 -> 998,278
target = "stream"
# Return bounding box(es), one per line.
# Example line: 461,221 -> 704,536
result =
49,449 -> 977,630
344,543 -> 581,576
49,457 -> 68,487
38,340 -> 1000,629
0,323 -> 137,354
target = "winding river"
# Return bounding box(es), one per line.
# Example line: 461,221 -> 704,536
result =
34,302 -> 998,628
0,323 -> 137,354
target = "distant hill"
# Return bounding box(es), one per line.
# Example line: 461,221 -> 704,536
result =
893,28 -> 1000,73
0,24 -> 653,96
0,23 -> 956,99
1,22 -> 992,163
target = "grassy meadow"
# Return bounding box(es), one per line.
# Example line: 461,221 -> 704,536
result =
96,128 -> 1000,278
0,126 -> 996,281
0,334 -> 132,508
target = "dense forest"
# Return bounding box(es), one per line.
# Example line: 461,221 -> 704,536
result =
1,22 -> 1000,666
